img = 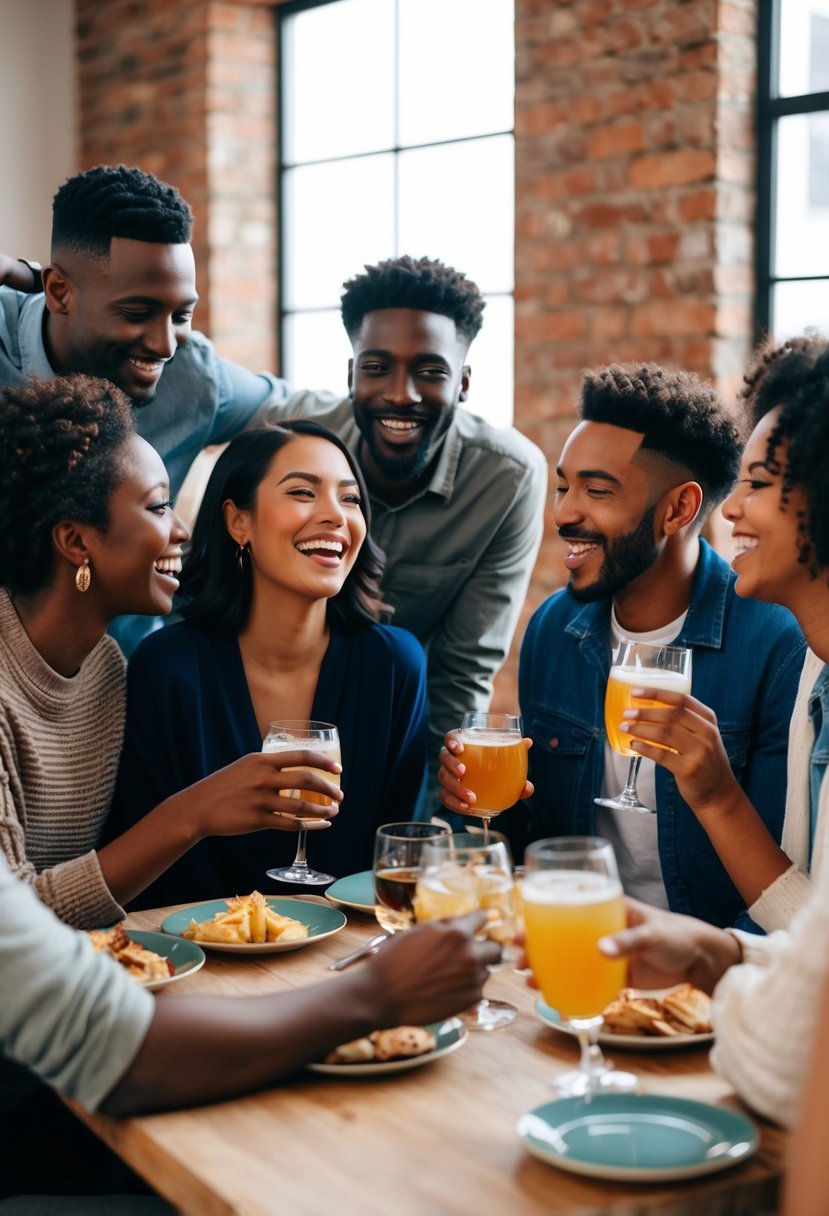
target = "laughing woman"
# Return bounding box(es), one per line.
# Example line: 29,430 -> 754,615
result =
105,421 -> 429,907
0,377 -> 343,930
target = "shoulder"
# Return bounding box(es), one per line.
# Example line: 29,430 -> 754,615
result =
284,390 -> 355,430
348,622 -> 426,671
527,588 -> 576,632
453,409 -> 547,479
128,621 -> 216,678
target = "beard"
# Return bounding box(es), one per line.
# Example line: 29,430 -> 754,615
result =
565,503 -> 660,603
352,405 -> 455,481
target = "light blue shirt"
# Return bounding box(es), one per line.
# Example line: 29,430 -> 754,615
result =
809,663 -> 829,853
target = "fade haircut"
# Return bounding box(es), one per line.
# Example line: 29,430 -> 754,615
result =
51,164 -> 193,259
0,375 -> 134,595
341,255 -> 485,347
580,363 -> 742,518
740,333 -> 829,575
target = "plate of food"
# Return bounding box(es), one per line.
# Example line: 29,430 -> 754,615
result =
88,925 -> 205,991
308,1018 -> 467,1076
161,891 -> 346,953
535,984 -> 714,1050
517,1093 -> 758,1181
324,870 -> 375,914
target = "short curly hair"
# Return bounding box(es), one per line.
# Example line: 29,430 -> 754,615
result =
341,255 -> 485,346
739,333 -> 829,574
51,164 -> 193,259
0,375 -> 135,595
580,363 -> 742,516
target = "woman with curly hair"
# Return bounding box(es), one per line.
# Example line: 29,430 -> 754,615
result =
105,421 -> 429,907
0,377 -> 344,930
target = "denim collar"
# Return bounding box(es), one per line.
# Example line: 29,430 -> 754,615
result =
563,540 -> 730,651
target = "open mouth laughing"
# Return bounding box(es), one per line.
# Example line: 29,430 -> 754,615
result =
295,535 -> 349,566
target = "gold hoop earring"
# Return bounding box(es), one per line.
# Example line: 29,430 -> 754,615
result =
236,543 -> 249,574
75,560 -> 91,593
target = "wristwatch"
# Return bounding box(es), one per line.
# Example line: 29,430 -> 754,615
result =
17,259 -> 43,291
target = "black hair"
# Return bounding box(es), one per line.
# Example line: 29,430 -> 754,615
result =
341,255 -> 485,346
740,333 -> 829,574
0,375 -> 135,595
180,421 -> 387,633
51,164 -> 193,259
580,363 -> 742,517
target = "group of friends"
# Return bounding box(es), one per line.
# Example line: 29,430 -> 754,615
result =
0,164 -> 827,1212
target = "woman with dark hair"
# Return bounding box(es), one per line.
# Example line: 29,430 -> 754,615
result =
106,421 -> 428,906
0,377 -> 342,932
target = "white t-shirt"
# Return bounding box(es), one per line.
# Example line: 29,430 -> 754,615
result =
595,608 -> 688,909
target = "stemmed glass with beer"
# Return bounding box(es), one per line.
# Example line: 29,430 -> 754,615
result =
456,712 -> 528,843
415,832 -> 519,1030
264,720 -> 341,886
595,641 -> 693,814
522,837 -> 637,1096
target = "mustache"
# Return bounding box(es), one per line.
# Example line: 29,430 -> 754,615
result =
558,527 -> 605,545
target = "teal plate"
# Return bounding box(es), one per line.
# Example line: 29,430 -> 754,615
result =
161,897 -> 346,954
324,870 -> 375,913
104,930 -> 205,991
517,1094 -> 758,1182
308,1018 -> 467,1076
535,997 -> 714,1051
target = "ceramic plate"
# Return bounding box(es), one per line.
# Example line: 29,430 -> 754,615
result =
517,1094 -> 758,1182
324,870 -> 375,913
124,930 -> 205,991
161,897 -> 346,953
307,1019 -> 467,1077
535,997 -> 714,1051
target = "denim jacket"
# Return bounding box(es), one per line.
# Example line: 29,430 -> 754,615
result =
510,541 -> 806,930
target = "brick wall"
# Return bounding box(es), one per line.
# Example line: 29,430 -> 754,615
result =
74,0 -> 758,712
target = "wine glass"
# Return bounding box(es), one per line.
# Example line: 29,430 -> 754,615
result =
522,836 -> 637,1096
373,822 -> 451,933
416,832 -> 519,1031
458,712 -> 527,844
264,720 -> 340,886
595,641 -> 693,813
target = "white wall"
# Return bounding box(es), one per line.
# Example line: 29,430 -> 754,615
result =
0,0 -> 77,259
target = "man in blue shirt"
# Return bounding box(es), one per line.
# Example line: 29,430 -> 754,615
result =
442,363 -> 805,930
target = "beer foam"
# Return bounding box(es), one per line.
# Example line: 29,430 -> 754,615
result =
457,730 -> 522,746
608,666 -> 691,694
522,869 -> 622,906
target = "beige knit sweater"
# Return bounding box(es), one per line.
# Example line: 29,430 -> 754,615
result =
0,590 -> 126,928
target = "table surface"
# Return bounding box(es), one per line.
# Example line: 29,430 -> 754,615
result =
72,898 -> 786,1216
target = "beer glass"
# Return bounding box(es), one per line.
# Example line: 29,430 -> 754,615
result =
373,821 -> 451,934
595,641 -> 692,813
523,837 -> 637,1095
458,712 -> 527,843
264,721 -> 340,886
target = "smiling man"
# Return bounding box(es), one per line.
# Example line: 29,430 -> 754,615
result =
284,257 -> 547,804
505,363 -> 805,930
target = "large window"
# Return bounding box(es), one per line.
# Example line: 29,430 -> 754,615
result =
279,0 -> 515,425
758,0 -> 829,337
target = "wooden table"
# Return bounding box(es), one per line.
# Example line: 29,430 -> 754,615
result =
71,900 -> 786,1216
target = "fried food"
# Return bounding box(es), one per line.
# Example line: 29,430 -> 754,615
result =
88,924 -> 173,983
601,985 -> 712,1038
181,891 -> 309,945
324,1026 -> 438,1065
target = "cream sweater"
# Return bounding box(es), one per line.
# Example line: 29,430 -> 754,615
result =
0,591 -> 126,928
711,661 -> 829,1127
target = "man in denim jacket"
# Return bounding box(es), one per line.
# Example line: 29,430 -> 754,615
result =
445,364 -> 805,930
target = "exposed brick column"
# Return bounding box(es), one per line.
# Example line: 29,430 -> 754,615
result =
75,0 -> 277,369
494,0 -> 757,714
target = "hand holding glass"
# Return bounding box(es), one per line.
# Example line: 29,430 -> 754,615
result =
457,712 -> 527,843
596,641 -> 692,813
522,836 -> 637,1096
263,720 -> 340,886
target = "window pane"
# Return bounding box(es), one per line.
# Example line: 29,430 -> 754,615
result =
774,112 -> 829,277
398,0 -> 514,146
772,279 -> 829,336
397,135 -> 514,294
778,0 -> 829,97
283,309 -> 352,395
283,156 -> 396,311
282,0 -> 395,164
464,294 -> 513,428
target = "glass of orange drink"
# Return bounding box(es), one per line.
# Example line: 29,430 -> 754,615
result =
596,641 -> 692,814
523,836 -> 638,1096
263,721 -> 340,886
458,712 -> 527,843
415,832 -> 519,1031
